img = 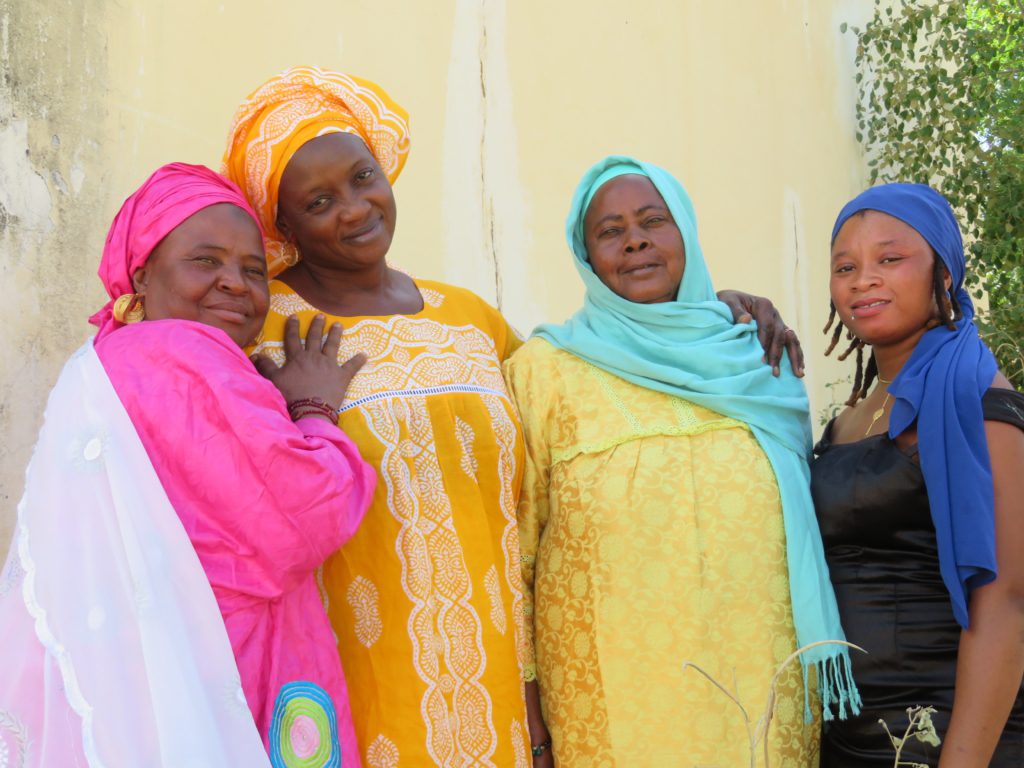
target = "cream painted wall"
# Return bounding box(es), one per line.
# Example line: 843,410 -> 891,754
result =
0,0 -> 876,550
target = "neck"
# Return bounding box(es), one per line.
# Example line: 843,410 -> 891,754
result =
872,327 -> 929,384
293,258 -> 391,296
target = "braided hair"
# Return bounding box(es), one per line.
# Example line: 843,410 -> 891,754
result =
824,259 -> 960,406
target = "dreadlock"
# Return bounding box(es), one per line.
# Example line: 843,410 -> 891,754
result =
824,260 -> 958,407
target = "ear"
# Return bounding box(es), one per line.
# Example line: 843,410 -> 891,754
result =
275,214 -> 293,243
942,266 -> 953,292
131,266 -> 149,295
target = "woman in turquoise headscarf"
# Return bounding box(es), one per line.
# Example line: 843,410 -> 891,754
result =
504,156 -> 857,766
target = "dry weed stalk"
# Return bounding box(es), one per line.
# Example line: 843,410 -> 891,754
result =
681,639 -> 865,768
879,705 -> 941,768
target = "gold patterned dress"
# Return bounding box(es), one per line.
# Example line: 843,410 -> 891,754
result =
252,279 -> 531,768
505,338 -> 819,768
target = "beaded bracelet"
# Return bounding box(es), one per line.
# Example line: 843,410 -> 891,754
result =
287,397 -> 339,422
531,738 -> 552,758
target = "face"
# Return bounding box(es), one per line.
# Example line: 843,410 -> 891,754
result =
583,174 -> 686,304
830,210 -> 951,349
132,203 -> 269,347
276,132 -> 397,271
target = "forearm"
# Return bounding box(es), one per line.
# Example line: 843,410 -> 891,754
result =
940,588 -> 1024,766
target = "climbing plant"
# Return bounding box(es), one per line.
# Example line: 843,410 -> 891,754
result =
842,0 -> 1024,387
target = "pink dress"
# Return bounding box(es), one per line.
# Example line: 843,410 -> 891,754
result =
97,320 -> 374,766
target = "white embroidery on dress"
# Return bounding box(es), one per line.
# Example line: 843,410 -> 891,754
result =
511,719 -> 529,768
0,710 -> 29,768
269,291 -> 315,317
340,315 -> 509,766
455,418 -> 478,479
366,734 -> 400,768
0,558 -> 24,598
484,566 -> 506,636
482,396 -> 526,679
347,576 -> 384,648
66,429 -> 109,474
421,287 -> 445,308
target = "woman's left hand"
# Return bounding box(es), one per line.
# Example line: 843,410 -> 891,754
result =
717,289 -> 805,377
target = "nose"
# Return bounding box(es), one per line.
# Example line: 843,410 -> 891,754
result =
216,264 -> 247,294
852,263 -> 882,291
624,224 -> 651,253
336,191 -> 372,224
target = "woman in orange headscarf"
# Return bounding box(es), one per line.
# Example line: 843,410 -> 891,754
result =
225,67 -> 531,767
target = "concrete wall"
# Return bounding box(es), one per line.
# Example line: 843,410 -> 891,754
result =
0,0 -> 876,550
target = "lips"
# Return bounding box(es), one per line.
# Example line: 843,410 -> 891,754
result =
850,298 -> 890,318
343,217 -> 383,244
623,262 -> 662,276
206,302 -> 252,323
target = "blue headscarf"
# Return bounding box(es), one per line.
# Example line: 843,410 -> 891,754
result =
831,183 -> 999,629
535,156 -> 860,720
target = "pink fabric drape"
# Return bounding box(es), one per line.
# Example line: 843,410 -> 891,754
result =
97,320 -> 374,764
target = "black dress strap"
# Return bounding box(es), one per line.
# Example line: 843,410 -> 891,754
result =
982,388 -> 1024,430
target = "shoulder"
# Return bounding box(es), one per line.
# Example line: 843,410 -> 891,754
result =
506,337 -> 563,372
504,338 -> 583,399
416,279 -> 523,349
96,320 -> 253,380
416,279 -> 503,322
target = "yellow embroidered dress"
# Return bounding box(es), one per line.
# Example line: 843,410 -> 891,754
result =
505,338 -> 819,768
252,279 -> 530,768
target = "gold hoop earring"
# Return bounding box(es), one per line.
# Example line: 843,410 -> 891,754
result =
281,241 -> 300,267
113,293 -> 145,324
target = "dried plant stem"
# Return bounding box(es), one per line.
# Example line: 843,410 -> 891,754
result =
682,640 -> 866,768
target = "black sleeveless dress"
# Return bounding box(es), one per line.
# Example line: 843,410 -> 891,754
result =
811,388 -> 1024,766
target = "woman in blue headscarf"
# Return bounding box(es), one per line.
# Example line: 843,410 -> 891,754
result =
504,156 -> 856,766
813,183 -> 1024,765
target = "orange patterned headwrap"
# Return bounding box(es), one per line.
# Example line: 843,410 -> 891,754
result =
222,66 -> 411,276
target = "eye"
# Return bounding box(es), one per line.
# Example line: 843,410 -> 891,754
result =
832,263 -> 853,274
598,227 -> 621,239
306,195 -> 331,213
644,216 -> 666,227
246,266 -> 267,278
355,167 -> 376,183
192,254 -> 218,266
881,254 -> 904,264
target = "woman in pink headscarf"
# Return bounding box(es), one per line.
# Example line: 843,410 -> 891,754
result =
0,163 -> 374,768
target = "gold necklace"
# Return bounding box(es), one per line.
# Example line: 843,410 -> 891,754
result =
865,375 -> 893,437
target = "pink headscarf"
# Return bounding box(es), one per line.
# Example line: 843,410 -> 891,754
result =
90,162 -> 264,339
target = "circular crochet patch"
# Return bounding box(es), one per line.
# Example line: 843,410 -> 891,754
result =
268,681 -> 340,768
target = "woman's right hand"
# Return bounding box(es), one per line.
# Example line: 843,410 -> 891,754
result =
253,314 -> 366,414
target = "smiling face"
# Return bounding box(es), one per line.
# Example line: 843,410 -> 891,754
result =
582,174 -> 685,304
830,210 -> 950,350
132,203 -> 269,347
275,131 -> 397,271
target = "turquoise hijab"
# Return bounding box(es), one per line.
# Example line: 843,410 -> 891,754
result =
534,156 -> 860,720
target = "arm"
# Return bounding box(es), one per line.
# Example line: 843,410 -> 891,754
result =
100,321 -> 375,599
716,289 -> 805,377
939,418 -> 1024,766
504,351 -> 554,766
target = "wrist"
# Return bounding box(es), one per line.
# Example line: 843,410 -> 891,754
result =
287,396 -> 339,422
530,736 -> 552,758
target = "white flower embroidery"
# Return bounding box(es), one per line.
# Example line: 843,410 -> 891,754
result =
0,710 -> 28,768
456,418 -> 478,479
347,576 -> 383,648
367,734 -> 400,768
66,429 -> 109,473
512,719 -> 529,768
484,566 -> 507,635
420,287 -> 445,308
